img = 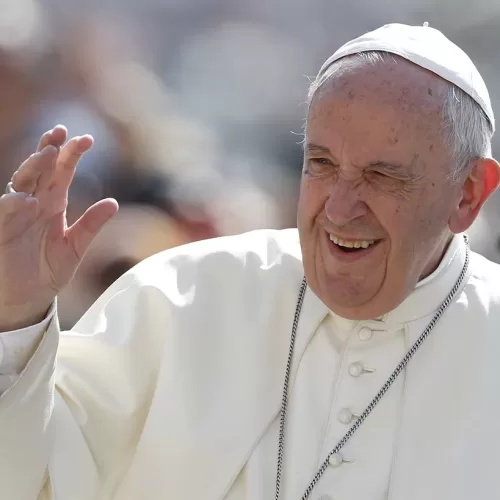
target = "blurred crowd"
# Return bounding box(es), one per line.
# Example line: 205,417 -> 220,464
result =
2,0 -> 500,328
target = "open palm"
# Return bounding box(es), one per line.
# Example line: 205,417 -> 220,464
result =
0,126 -> 118,330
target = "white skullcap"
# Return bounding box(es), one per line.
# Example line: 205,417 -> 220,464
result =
319,23 -> 495,132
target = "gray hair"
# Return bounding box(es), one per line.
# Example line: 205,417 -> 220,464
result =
306,51 -> 493,181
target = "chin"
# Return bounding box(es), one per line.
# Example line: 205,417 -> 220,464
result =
324,294 -> 379,320
324,280 -> 414,320
309,272 -> 389,320
327,302 -> 382,321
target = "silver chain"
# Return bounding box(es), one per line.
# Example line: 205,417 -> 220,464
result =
274,235 -> 470,500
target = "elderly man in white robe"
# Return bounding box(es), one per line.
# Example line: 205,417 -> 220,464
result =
0,22 -> 499,500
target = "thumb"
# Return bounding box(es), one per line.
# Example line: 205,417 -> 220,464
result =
66,199 -> 119,259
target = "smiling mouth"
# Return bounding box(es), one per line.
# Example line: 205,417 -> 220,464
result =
329,233 -> 380,253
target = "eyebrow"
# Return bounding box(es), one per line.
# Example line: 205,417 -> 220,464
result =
305,143 -> 331,155
305,143 -> 407,172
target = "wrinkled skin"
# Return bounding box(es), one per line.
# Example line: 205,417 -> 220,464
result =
298,57 -> 499,320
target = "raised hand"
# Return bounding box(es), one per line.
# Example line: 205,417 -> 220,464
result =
0,126 -> 119,331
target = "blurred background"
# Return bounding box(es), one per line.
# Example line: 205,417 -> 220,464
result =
2,0 -> 499,328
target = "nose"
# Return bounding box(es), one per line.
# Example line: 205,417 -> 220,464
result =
324,177 -> 367,227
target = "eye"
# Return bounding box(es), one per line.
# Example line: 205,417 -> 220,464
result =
310,157 -> 332,165
305,157 -> 336,176
365,170 -> 407,193
370,169 -> 388,177
367,169 -> 392,181
306,157 -> 335,171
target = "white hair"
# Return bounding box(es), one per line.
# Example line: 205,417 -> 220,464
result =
306,51 -> 493,181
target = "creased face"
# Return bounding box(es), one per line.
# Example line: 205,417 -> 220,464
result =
298,58 -> 463,319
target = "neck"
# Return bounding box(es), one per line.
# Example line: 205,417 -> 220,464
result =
418,233 -> 455,282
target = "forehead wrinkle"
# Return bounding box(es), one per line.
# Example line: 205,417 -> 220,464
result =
306,64 -> 450,177
307,94 -> 444,169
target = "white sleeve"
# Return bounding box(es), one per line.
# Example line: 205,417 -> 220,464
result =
0,302 -> 55,394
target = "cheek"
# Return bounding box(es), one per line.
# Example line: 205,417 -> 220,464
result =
378,197 -> 443,257
369,195 -> 420,246
298,178 -> 327,225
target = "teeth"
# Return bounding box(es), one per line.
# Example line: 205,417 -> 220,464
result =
329,234 -> 375,249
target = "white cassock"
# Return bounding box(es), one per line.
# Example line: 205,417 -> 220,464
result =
0,229 -> 499,500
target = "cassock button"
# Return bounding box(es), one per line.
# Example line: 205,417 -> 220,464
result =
358,326 -> 373,341
328,453 -> 344,468
338,408 -> 358,424
348,361 -> 375,378
348,361 -> 364,377
328,452 -> 354,468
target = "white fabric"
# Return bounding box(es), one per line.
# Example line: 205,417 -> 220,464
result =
227,314 -> 407,499
1,229 -> 500,499
0,305 -> 53,393
226,233 -> 464,499
319,23 -> 495,131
